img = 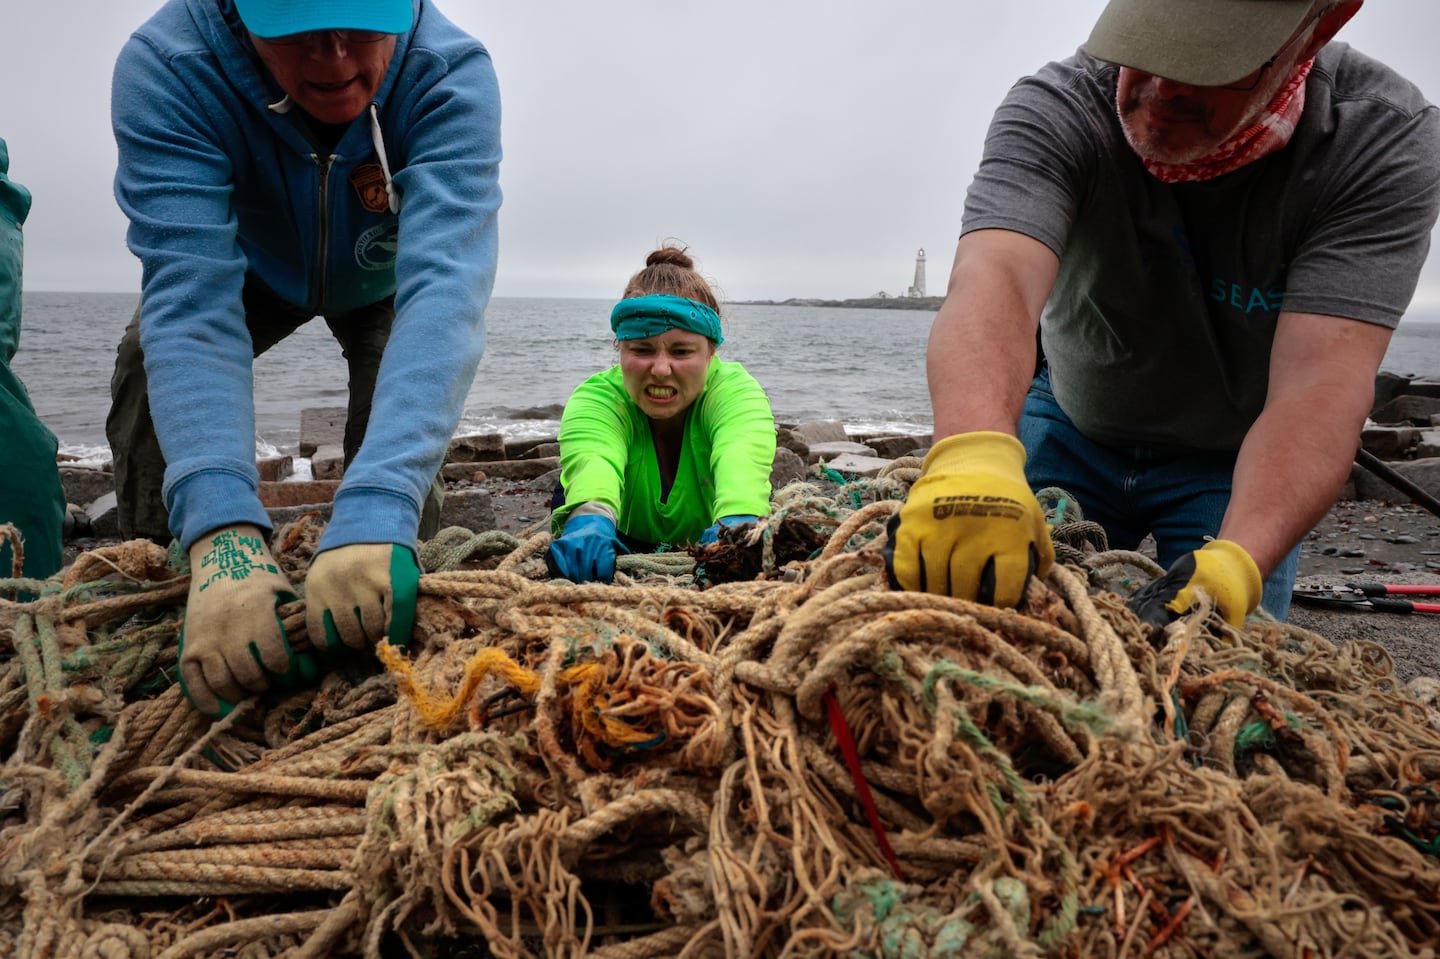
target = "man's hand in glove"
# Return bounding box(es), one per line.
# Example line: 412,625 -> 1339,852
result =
698,514 -> 759,545
305,543 -> 421,652
546,513 -> 629,584
884,431 -> 1055,607
179,524 -> 303,717
1128,539 -> 1262,628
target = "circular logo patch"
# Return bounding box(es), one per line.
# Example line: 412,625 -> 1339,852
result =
355,222 -> 399,272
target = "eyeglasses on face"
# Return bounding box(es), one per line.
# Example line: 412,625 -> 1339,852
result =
1214,12 -> 1322,91
261,28 -> 394,46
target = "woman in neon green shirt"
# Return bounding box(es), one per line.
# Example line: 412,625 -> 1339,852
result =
548,245 -> 776,583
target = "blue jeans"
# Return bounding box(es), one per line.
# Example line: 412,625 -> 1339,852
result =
1019,371 -> 1298,620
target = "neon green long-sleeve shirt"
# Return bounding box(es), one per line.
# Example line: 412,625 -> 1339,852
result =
553,360 -> 776,546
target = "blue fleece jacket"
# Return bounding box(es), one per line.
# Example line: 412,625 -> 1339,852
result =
111,0 -> 501,555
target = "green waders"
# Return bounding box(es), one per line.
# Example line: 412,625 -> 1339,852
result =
0,136 -> 65,584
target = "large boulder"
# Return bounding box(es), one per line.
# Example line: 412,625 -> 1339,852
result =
769,448 -> 807,490
447,433 -> 507,463
59,466 -> 115,510
791,420 -> 850,445
299,407 -> 347,457
1352,456 -> 1440,503
1372,394 -> 1440,427
437,487 -> 496,533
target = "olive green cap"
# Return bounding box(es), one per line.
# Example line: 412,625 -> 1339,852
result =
1085,0 -> 1316,87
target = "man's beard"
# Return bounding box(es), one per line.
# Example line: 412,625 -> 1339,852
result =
1117,69 -> 1290,166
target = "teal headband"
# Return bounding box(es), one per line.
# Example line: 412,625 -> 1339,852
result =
610,294 -> 724,345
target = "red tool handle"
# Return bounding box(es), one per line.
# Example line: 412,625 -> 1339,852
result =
1354,583 -> 1440,598
1369,598 -> 1440,615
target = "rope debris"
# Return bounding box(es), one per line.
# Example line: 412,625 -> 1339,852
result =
2,477 -> 1439,957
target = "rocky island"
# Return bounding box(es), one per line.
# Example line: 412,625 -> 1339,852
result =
733,295 -> 945,311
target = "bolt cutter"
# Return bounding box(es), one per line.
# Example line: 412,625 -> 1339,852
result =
1292,582 -> 1440,615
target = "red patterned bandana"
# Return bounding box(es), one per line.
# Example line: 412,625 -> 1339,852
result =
1138,58 -> 1315,184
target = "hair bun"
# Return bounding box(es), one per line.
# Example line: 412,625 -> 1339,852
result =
622,240 -> 720,312
645,244 -> 694,270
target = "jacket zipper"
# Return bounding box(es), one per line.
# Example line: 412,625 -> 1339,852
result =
313,153 -> 336,307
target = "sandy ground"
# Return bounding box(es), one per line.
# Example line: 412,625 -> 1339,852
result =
1288,498 -> 1440,686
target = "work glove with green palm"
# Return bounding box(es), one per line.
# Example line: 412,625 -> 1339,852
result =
1128,539 -> 1262,628
884,431 -> 1055,607
305,543 -> 420,654
179,524 -> 310,717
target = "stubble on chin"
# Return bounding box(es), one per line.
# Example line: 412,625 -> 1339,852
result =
1114,66 -> 1289,167
1116,80 -> 1213,165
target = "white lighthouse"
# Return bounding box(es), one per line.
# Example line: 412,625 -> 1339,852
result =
906,248 -> 926,298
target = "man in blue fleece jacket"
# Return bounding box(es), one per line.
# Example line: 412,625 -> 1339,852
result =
105,0 -> 501,716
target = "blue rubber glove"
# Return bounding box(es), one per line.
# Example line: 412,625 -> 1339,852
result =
698,514 -> 760,545
546,514 -> 629,583
305,543 -> 421,653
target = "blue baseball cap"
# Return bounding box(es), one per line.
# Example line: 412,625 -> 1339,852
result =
235,0 -> 414,39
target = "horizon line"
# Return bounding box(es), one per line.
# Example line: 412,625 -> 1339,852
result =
21,288 -> 1440,320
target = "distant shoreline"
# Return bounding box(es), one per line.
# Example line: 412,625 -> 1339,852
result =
731,296 -> 944,311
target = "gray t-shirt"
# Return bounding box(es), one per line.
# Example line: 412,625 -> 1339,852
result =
961,43 -> 1440,451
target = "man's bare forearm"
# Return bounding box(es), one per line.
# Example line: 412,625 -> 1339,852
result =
928,231 -> 1058,439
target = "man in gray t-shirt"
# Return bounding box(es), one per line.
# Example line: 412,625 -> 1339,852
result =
885,0 -> 1440,624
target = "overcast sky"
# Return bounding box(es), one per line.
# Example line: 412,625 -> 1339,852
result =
2,1 -> 1437,304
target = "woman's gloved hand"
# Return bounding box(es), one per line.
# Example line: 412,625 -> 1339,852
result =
178,524 -> 304,717
883,431 -> 1054,607
698,514 -> 760,545
546,514 -> 629,583
305,543 -> 421,652
1128,539 -> 1262,628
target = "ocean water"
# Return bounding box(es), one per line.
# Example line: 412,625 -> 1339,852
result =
10,292 -> 938,465
11,291 -> 1440,466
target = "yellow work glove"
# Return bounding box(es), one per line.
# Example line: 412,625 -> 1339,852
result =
304,543 -> 420,653
178,524 -> 302,717
1127,539 -> 1262,628
884,431 -> 1055,607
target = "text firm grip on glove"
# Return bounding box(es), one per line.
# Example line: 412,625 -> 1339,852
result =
884,432 -> 1055,608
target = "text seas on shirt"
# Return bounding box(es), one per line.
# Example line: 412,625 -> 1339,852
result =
250,29 -> 399,125
619,328 -> 716,422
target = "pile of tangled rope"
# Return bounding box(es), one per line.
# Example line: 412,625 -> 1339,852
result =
3,465 -> 1439,958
